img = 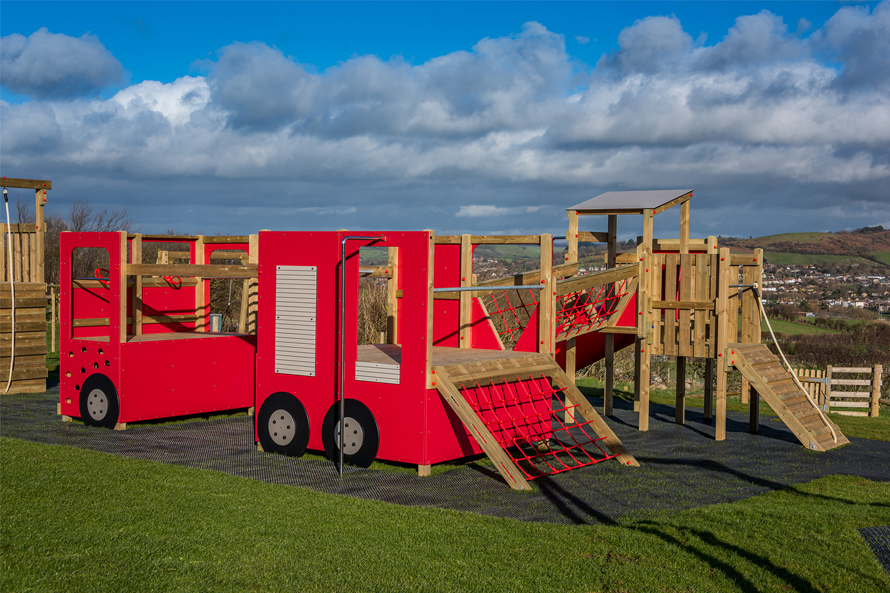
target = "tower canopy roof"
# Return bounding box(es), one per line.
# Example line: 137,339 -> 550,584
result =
568,189 -> 692,215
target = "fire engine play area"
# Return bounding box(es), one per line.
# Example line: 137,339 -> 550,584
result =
38,185 -> 853,492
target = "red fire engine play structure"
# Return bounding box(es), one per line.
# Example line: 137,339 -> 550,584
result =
59,190 -> 848,490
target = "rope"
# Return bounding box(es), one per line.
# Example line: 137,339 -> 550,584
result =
752,283 -> 837,444
3,189 -> 14,393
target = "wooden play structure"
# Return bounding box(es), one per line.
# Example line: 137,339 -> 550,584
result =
58,188 -> 849,490
0,177 -> 50,394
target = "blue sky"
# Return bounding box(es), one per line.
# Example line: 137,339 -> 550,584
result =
2,1 -> 889,239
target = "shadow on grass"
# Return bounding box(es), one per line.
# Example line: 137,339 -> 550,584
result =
634,522 -> 823,593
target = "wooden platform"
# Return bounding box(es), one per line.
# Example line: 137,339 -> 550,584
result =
730,343 -> 848,452
357,344 -> 540,368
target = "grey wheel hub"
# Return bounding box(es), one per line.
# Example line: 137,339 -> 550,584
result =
268,410 -> 296,446
86,389 -> 108,421
334,417 -> 364,455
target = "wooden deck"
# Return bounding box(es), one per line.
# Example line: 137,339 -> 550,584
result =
356,344 -> 538,367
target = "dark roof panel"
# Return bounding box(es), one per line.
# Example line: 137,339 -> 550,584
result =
569,189 -> 693,214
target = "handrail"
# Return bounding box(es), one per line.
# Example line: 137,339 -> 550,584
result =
339,235 -> 385,476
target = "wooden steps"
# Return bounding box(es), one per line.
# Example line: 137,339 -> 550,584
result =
434,353 -> 637,490
729,344 -> 848,451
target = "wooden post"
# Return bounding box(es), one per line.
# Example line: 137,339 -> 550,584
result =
425,230 -> 435,388
675,357 -> 686,424
386,246 -> 399,344
459,234 -> 472,348
417,464 -> 431,477
118,232 -> 128,343
35,188 -> 46,284
639,336 -> 650,432
826,365 -> 833,413
50,286 -> 56,353
247,234 -> 259,334
131,234 -> 143,336
679,200 -> 690,256
640,209 -> 653,336
871,365 -> 883,418
604,215 -> 617,416
750,387 -> 760,433
704,358 -> 714,422
0,223 -> 6,281
604,334 -> 614,416
193,235 -> 205,331
633,336 -> 641,413
715,247 -> 731,441
565,336 -> 576,423
538,234 -> 554,355
566,210 -> 579,265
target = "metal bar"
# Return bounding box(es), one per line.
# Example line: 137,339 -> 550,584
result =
339,235 -> 385,476
433,285 -> 544,293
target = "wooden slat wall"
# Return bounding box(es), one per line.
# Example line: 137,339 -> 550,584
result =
0,283 -> 48,393
0,228 -> 40,283
648,253 -> 717,358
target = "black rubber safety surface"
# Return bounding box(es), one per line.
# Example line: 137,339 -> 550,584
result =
860,527 -> 890,576
3,386 -> 890,526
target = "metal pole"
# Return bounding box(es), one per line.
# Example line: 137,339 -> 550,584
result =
339,235 -> 385,476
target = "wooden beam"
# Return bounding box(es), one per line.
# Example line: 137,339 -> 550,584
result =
565,337 -> 576,422
434,235 -> 543,245
566,210 -> 579,265
459,234 -> 472,348
426,230 -> 435,388
476,262 -> 577,289
194,236 -> 205,332
131,234 -> 143,336
676,356 -> 686,424
35,188 -> 46,284
247,234 -> 259,335
0,178 -> 52,190
125,263 -> 258,278
538,234 -> 554,354
679,200 -> 690,255
652,191 -> 693,215
641,210 -> 653,339
386,246 -> 399,344
604,333 -> 614,416
715,247 -> 731,441
651,300 -> 715,311
118,232 -> 128,343
577,231 -> 609,243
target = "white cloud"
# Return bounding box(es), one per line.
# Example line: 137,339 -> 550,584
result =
1,5 -> 889,238
0,28 -> 125,98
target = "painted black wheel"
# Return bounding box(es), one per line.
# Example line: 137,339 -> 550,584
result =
257,392 -> 310,456
79,374 -> 120,429
322,399 -> 379,469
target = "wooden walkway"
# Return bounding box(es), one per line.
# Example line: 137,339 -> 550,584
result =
730,343 -> 848,452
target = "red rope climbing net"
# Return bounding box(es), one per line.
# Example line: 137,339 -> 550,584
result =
459,376 -> 618,479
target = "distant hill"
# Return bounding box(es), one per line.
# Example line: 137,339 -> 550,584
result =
720,226 -> 890,271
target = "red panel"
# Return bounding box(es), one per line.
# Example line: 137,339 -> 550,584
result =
118,335 -> 256,423
469,298 -> 503,350
255,231 -> 433,464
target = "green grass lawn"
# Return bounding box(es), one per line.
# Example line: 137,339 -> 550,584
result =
2,436 -> 889,593
759,317 -> 840,336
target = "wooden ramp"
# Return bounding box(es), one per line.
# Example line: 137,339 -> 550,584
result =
434,353 -> 638,491
729,344 -> 849,452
